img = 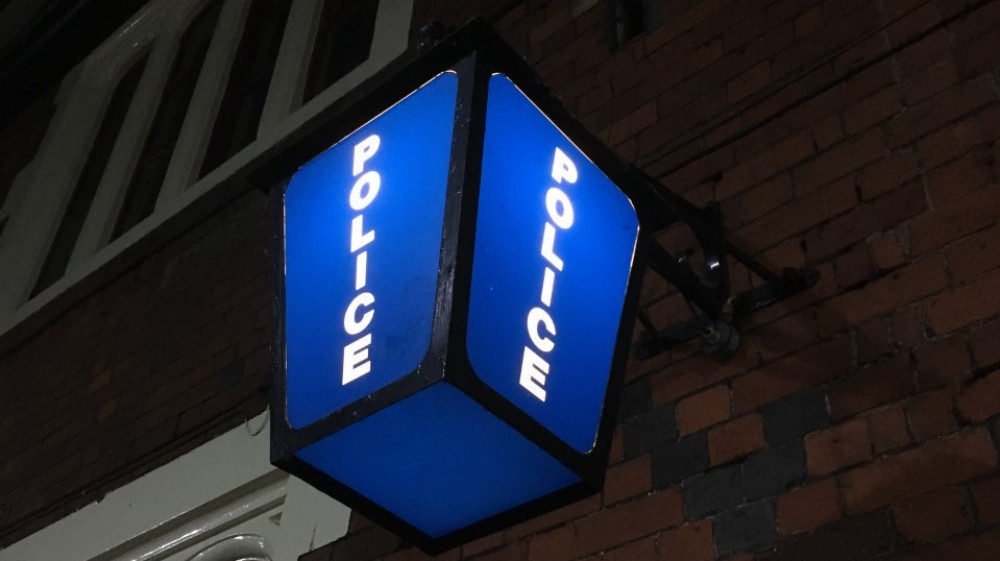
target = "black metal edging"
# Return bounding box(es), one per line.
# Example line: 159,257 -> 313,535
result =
263,18 -> 654,553
265,28 -> 494,460
263,16 -> 819,554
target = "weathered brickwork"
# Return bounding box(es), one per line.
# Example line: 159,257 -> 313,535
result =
0,191 -> 271,544
3,0 -> 1000,559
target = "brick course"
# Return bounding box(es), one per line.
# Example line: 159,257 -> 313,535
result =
892,487 -> 974,543
708,414 -> 766,466
776,478 -> 841,536
676,384 -> 731,436
805,419 -> 873,475
0,192 -> 270,545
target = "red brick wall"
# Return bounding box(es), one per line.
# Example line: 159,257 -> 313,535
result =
3,0 -> 999,558
0,191 -> 271,545
306,0 -> 1000,559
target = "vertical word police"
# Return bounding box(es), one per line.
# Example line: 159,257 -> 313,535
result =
519,147 -> 578,402
342,134 -> 381,385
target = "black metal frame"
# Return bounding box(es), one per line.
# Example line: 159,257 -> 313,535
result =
627,170 -> 819,358
265,20 -> 652,553
263,18 -> 816,555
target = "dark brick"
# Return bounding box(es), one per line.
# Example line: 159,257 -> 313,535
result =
886,76 -> 994,148
349,512 -> 374,532
893,487 -> 973,543
714,499 -> 778,557
652,433 -> 709,488
834,244 -> 877,289
657,521 -> 713,561
841,429 -> 997,513
910,187 -> 1000,255
927,269 -> 1000,334
754,310 -> 820,361
604,456 -> 652,505
623,403 -> 677,459
677,385 -> 731,436
905,390 -> 957,441
805,419 -> 873,476
462,530 -> 502,557
528,524 -> 574,561
215,358 -> 245,391
946,223 -> 1000,286
881,528 -> 1000,561
684,463 -> 743,519
732,339 -> 851,415
506,495 -> 601,541
856,318 -> 893,365
326,525 -> 402,561
971,318 -> 1000,371
708,414 -> 765,465
761,510 -> 896,561
299,547 -> 331,561
617,377 -> 652,421
973,476 -> 1000,525
804,181 -> 927,262
957,369 -> 1000,423
867,404 -> 911,454
828,354 -> 915,419
761,389 -> 830,444
777,479 -> 842,537
955,27 -> 1000,80
573,489 -> 683,557
743,440 -> 806,501
597,536 -> 657,561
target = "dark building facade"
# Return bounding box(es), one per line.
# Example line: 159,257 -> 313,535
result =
2,0 -> 1000,560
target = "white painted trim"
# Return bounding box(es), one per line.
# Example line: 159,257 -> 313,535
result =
72,0 -> 214,263
0,0 -> 414,340
173,534 -> 271,561
161,512 -> 286,561
0,49 -> 119,313
0,413 -> 350,561
269,0 -> 413,140
0,1 -> 166,314
157,0 -> 250,204
258,0 -> 324,131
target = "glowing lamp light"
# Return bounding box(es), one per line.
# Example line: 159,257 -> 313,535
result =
270,25 -> 652,553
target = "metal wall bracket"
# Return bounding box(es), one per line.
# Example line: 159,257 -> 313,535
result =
630,168 -> 819,360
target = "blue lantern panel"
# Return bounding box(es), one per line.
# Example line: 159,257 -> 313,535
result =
283,72 -> 458,428
466,74 -> 640,453
295,383 -> 581,538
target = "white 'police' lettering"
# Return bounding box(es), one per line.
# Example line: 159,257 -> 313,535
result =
343,134 -> 380,385
519,147 -> 577,402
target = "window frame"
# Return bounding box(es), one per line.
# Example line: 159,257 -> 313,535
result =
0,0 -> 413,341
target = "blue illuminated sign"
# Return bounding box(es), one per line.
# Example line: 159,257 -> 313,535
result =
274,39 -> 645,554
283,72 -> 458,428
467,75 -> 639,453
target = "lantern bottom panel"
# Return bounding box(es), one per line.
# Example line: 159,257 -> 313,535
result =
295,381 -> 581,538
